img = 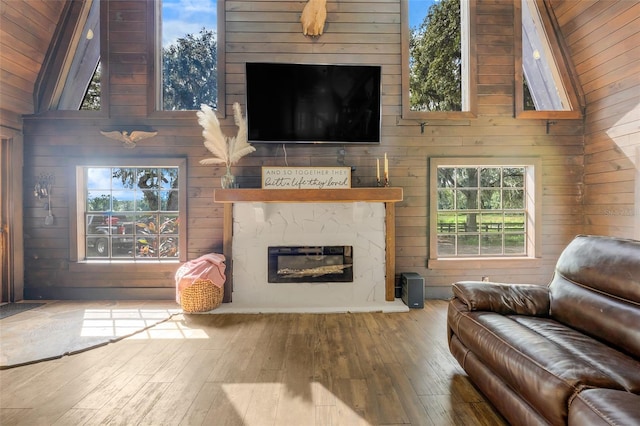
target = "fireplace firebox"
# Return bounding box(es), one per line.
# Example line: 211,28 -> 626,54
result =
268,246 -> 353,283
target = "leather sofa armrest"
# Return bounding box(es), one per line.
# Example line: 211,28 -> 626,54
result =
569,389 -> 640,426
452,281 -> 550,316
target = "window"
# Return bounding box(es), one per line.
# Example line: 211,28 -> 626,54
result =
515,0 -> 581,118
402,0 -> 476,119
155,0 -> 224,112
75,159 -> 186,262
52,0 -> 102,111
429,157 -> 541,262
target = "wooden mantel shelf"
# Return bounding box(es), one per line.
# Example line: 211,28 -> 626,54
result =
213,187 -> 403,303
214,187 -> 403,203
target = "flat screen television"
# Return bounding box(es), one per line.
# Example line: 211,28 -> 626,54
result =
245,62 -> 382,144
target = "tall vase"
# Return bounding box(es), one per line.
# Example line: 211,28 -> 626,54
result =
221,165 -> 236,189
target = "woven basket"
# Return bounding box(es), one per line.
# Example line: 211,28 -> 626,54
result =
180,279 -> 224,313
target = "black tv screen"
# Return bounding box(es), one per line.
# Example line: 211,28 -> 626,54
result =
245,62 -> 381,144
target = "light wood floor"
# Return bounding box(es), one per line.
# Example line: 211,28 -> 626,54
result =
0,300 -> 507,425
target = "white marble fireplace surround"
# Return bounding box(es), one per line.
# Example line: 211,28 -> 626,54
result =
214,201 -> 408,313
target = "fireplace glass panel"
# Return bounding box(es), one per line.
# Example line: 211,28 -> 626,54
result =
268,246 -> 353,283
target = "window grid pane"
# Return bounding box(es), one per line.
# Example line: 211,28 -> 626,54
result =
84,167 -> 179,260
436,166 -> 528,257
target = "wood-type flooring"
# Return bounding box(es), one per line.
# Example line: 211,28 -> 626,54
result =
0,300 -> 506,425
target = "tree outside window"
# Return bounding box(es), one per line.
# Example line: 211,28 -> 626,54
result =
162,28 -> 218,110
403,0 -> 473,118
81,61 -> 101,111
409,0 -> 462,112
160,0 -> 218,111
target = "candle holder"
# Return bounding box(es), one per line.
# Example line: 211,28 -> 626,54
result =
376,178 -> 382,187
384,177 -> 390,187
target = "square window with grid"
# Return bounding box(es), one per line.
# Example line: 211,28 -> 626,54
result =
83,166 -> 180,260
436,166 -> 528,257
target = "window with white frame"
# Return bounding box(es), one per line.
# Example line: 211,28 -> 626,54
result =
156,0 -> 222,111
429,158 -> 540,259
76,159 -> 186,261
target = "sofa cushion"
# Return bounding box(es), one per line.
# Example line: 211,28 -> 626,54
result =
512,316 -> 640,393
448,299 -> 640,425
549,235 -> 640,359
569,389 -> 640,426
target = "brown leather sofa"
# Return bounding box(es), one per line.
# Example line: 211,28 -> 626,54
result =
447,235 -> 640,425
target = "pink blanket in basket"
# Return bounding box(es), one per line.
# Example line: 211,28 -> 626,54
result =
175,253 -> 226,302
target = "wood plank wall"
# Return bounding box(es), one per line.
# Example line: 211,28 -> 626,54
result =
551,0 -> 640,240
20,0 -> 610,299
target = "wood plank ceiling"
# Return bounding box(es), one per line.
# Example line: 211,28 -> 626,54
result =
0,0 -> 66,130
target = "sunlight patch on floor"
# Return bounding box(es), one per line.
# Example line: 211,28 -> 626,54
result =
80,308 -> 207,338
222,382 -> 371,425
129,316 -> 210,339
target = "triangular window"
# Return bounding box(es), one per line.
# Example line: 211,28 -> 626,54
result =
53,0 -> 101,111
515,0 -> 582,118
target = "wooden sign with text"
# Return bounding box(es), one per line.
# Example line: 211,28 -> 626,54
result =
261,167 -> 351,189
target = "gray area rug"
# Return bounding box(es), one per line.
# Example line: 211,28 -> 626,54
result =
0,303 -> 45,320
0,300 -> 180,369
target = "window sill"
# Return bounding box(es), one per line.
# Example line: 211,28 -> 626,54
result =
70,260 -> 179,273
427,257 -> 542,270
515,110 -> 582,120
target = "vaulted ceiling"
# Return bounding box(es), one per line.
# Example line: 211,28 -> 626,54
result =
0,0 -> 67,130
0,0 -> 632,132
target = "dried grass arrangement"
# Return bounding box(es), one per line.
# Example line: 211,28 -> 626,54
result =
197,102 -> 255,167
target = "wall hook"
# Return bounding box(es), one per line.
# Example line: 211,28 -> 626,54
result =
546,120 -> 557,134
34,174 -> 53,199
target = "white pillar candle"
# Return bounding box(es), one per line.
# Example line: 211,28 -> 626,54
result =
384,153 -> 388,181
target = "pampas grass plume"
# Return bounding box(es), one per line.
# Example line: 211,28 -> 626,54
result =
198,103 -> 255,166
